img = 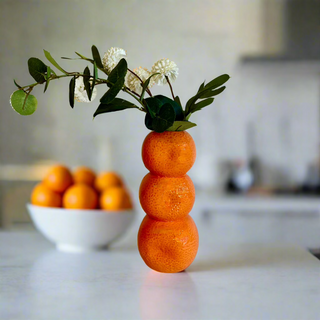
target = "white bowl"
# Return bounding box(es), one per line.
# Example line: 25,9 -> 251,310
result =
27,204 -> 135,253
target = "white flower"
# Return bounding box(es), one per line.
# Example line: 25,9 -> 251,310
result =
102,47 -> 127,74
125,67 -> 155,94
151,58 -> 179,85
74,76 -> 97,103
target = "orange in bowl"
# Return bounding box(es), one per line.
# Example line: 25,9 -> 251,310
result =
43,165 -> 73,193
94,171 -> 123,193
31,183 -> 62,208
73,166 -> 96,187
63,183 -> 98,209
100,186 -> 133,211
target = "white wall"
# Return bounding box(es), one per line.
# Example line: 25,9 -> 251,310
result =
1,0 -> 319,191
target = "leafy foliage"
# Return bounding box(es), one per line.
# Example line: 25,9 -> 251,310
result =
144,95 -> 183,132
44,66 -> 52,92
75,51 -> 94,63
100,58 -> 127,104
44,50 -> 67,74
10,90 -> 37,115
152,103 -> 176,133
154,95 -> 184,121
167,121 -> 197,131
185,74 -> 230,119
10,46 -> 230,133
28,58 -> 47,84
94,98 -> 138,117
83,66 -> 92,100
91,45 -> 103,69
69,77 -> 76,108
107,58 -> 127,87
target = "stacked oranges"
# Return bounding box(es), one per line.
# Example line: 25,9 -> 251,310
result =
31,165 -> 133,211
138,131 -> 199,273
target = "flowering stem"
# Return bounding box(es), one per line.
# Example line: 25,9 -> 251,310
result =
125,87 -> 141,98
165,76 -> 175,100
128,68 -> 152,97
15,70 -> 149,112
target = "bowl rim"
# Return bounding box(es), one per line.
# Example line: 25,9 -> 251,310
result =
26,203 -> 135,215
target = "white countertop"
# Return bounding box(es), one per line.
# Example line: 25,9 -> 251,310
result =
1,212 -> 320,320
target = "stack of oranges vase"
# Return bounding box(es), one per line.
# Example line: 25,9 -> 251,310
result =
31,165 -> 133,211
138,131 -> 199,273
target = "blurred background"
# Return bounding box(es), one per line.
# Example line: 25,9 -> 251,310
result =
1,0 -> 320,240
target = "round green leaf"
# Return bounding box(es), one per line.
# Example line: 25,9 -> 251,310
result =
145,97 -> 161,118
154,95 -> 184,120
145,113 -> 154,130
152,103 -> 175,133
10,90 -> 37,115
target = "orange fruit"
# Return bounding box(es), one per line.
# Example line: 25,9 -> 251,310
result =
138,215 -> 199,273
73,166 -> 96,187
142,131 -> 196,177
94,171 -> 123,193
139,173 -> 195,221
43,165 -> 73,193
63,183 -> 98,209
31,183 -> 62,207
100,186 -> 133,211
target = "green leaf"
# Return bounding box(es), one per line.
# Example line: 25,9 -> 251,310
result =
185,97 -> 197,116
10,90 -> 37,115
204,74 -> 230,90
69,77 -> 76,108
61,56 -> 80,60
107,58 -> 127,87
167,120 -> 197,131
91,61 -> 98,94
44,79 -> 50,92
100,59 -> 127,104
93,98 -> 138,117
75,52 -> 94,63
189,98 -> 214,115
154,95 -> 184,120
13,79 -> 22,89
93,61 -> 98,80
145,97 -> 161,118
145,113 -> 154,130
91,45 -> 103,69
83,66 -> 92,100
174,95 -> 182,107
185,74 -> 230,116
199,86 -> 226,98
46,66 -> 52,79
100,83 -> 123,105
144,96 -> 183,131
44,66 -> 52,92
152,103 -> 176,133
197,82 -> 205,93
28,58 -> 47,83
43,50 -> 68,74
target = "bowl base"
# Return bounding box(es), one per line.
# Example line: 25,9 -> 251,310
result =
56,243 -> 107,253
